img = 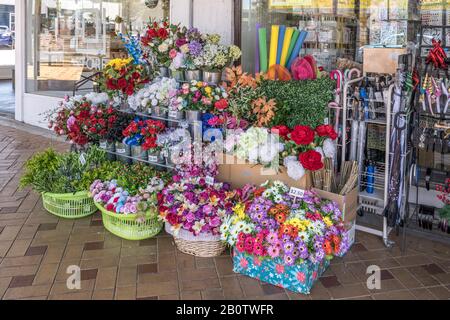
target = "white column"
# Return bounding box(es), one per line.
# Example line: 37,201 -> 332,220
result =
192,0 -> 234,44
170,0 -> 192,27
14,0 -> 25,122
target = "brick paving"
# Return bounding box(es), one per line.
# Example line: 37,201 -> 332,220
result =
0,123 -> 449,300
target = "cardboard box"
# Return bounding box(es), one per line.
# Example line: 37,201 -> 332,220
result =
216,154 -> 312,190
363,47 -> 407,74
312,187 -> 358,224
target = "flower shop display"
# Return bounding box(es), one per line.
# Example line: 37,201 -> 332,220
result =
98,57 -> 149,103
20,147 -> 108,219
221,181 -> 349,294
90,176 -> 166,240
436,179 -> 450,233
158,174 -> 238,257
182,27 -> 206,81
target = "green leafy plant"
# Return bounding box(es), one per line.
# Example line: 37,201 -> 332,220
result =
20,147 -> 108,194
259,77 -> 334,129
116,162 -> 171,195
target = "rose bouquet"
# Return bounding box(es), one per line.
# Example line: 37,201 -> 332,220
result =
141,18 -> 183,68
158,175 -> 237,237
221,180 -> 349,265
127,77 -> 178,112
82,104 -> 119,143
98,58 -> 149,99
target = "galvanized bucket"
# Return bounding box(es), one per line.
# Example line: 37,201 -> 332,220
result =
184,69 -> 202,82
115,142 -> 131,164
130,145 -> 148,164
99,140 -> 116,161
202,70 -> 222,85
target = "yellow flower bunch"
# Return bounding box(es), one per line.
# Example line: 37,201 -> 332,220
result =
323,216 -> 333,227
106,58 -> 133,71
233,203 -> 246,221
285,218 -> 310,232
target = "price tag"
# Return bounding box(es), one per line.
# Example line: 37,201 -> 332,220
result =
324,117 -> 329,125
99,142 -> 107,149
375,91 -> 383,102
116,148 -> 126,154
168,110 -> 178,118
79,153 -> 87,166
205,176 -> 215,186
148,155 -> 158,163
289,187 -> 305,198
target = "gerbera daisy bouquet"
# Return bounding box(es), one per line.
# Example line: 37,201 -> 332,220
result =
221,180 -> 350,265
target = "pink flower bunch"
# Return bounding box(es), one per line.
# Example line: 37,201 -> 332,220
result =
235,230 -> 269,256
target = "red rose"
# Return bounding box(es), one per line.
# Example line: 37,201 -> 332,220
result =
106,79 -> 117,90
125,84 -> 135,96
316,124 -> 338,140
214,98 -> 228,110
147,28 -> 157,38
299,150 -> 324,171
157,28 -> 168,39
132,72 -> 140,80
290,125 -> 315,145
117,78 -> 127,89
271,125 -> 291,139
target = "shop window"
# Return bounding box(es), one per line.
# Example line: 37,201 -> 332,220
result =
241,0 -> 421,73
25,0 -> 170,97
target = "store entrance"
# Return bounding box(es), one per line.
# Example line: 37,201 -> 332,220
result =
0,0 -> 14,117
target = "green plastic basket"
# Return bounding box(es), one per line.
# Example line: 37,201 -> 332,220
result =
94,202 -> 163,240
42,191 -> 97,219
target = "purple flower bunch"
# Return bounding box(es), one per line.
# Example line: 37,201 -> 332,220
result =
158,176 -> 237,236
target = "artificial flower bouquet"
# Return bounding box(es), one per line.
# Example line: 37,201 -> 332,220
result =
158,174 -> 238,257
122,118 -> 166,151
141,18 -> 183,68
47,94 -> 109,146
169,80 -> 228,112
90,175 -> 167,240
181,27 -> 206,71
127,77 -> 178,112
196,34 -> 242,72
221,181 -> 350,294
99,58 -> 149,99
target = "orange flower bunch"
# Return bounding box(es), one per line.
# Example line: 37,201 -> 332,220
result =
323,235 -> 341,255
278,223 -> 299,239
252,97 -> 276,127
224,66 -> 259,89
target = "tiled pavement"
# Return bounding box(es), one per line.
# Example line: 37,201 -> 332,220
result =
0,123 -> 450,300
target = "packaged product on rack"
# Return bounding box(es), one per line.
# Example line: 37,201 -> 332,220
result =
221,181 -> 350,294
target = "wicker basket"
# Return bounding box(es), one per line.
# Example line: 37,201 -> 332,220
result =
166,223 -> 225,257
95,202 -> 163,240
42,191 -> 97,219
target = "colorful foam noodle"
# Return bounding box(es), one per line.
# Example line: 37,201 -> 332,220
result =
268,25 -> 279,68
280,27 -> 294,67
286,30 -> 308,69
258,27 -> 268,73
276,25 -> 286,65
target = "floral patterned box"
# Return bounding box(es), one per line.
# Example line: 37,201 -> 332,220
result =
233,250 -> 330,294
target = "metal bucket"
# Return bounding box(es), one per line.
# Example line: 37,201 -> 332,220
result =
151,106 -> 168,125
159,66 -> 170,78
167,110 -> 185,128
202,70 -> 222,85
186,110 -> 203,141
115,142 -> 131,164
147,150 -> 165,168
99,140 -> 116,161
130,145 -> 148,164
170,69 -> 185,82
184,69 -> 202,82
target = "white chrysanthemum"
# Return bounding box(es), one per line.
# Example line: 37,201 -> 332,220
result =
323,138 -> 337,158
286,160 -> 306,181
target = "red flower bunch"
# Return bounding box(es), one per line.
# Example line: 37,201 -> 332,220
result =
315,124 -> 338,140
214,98 -> 228,111
122,118 -> 165,150
140,119 -> 166,151
290,125 -> 315,145
271,125 -> 290,140
436,178 -> 450,206
299,149 -> 324,171
100,58 -> 148,98
81,105 -> 118,142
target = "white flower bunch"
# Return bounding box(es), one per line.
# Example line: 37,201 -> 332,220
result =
322,138 -> 337,158
220,215 -> 255,246
84,92 -> 109,106
283,156 -> 306,181
235,127 -> 284,165
128,77 -> 178,111
261,180 -> 289,203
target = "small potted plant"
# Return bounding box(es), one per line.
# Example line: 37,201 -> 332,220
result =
122,118 -> 150,163
140,119 -> 166,166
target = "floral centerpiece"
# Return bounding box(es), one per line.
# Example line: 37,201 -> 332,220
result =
141,18 -> 183,71
98,58 -> 149,101
158,174 -> 238,256
221,181 -> 349,294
